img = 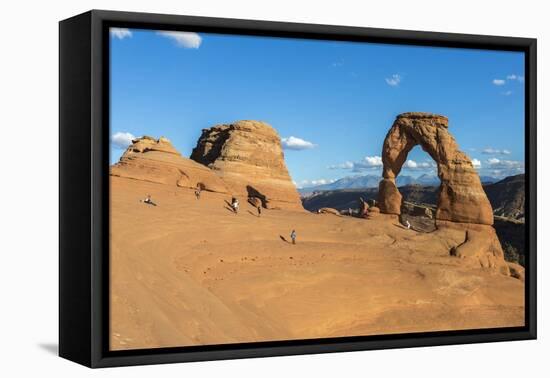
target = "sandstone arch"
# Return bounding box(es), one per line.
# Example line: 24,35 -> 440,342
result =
377,112 -> 494,225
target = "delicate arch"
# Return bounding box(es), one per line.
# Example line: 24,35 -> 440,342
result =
377,112 -> 494,225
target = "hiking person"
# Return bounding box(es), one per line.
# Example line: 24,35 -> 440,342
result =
405,219 -> 411,230
290,229 -> 296,245
231,198 -> 239,214
141,194 -> 157,206
257,205 -> 262,217
195,186 -> 201,200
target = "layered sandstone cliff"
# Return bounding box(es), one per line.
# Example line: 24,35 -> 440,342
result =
110,136 -> 228,193
190,120 -> 303,210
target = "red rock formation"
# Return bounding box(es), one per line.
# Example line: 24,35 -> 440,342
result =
190,120 -> 303,210
377,113 -> 511,275
110,136 -> 228,193
378,112 -> 494,225
438,220 -> 510,275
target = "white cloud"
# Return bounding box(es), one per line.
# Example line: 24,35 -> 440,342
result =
328,156 -> 436,173
297,178 -> 336,189
328,156 -> 382,171
480,157 -> 524,178
492,74 -> 524,91
385,74 -> 401,87
404,159 -> 418,169
310,179 -> 332,185
281,136 -> 316,150
507,74 -> 525,82
363,156 -> 383,166
329,155 -> 434,173
352,156 -> 383,171
486,158 -> 523,169
327,161 -> 354,170
471,158 -> 482,168
111,132 -> 136,149
402,159 -> 434,170
157,31 -> 202,48
110,28 -> 132,40
482,148 -> 511,155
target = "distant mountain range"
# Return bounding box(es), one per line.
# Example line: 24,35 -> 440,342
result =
299,174 -> 499,194
301,174 -> 524,221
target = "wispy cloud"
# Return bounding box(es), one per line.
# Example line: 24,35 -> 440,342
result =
476,157 -> 524,178
328,156 -> 437,173
385,74 -> 401,87
110,28 -> 132,40
281,136 -> 316,150
403,160 -> 434,169
486,158 -> 523,169
327,161 -> 354,170
492,74 -> 524,89
157,31 -> 202,48
507,74 -> 525,82
482,147 -> 511,155
353,156 -> 384,171
471,158 -> 482,168
296,178 -> 336,189
359,156 -> 383,167
331,59 -> 344,67
328,156 -> 382,172
111,132 -> 136,149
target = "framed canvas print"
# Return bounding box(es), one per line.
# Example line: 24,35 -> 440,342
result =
59,10 -> 537,368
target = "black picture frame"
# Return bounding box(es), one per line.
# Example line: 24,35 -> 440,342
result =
59,9 -> 537,368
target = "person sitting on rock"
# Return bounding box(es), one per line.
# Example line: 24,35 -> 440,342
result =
141,194 -> 157,206
290,229 -> 296,245
405,220 -> 411,230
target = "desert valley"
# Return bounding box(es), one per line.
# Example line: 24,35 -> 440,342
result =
109,115 -> 525,351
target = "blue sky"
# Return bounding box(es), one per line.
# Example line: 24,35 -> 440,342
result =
110,28 -> 525,187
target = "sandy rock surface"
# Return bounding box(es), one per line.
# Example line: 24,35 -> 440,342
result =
110,176 -> 524,351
